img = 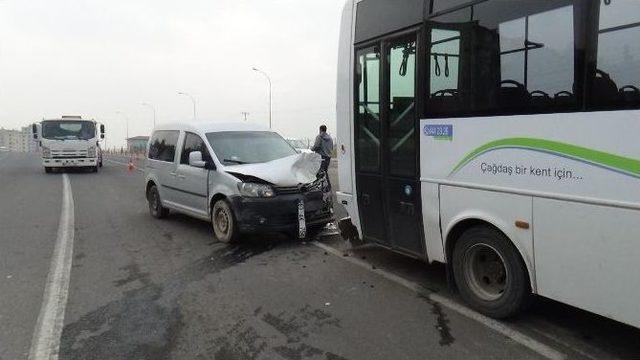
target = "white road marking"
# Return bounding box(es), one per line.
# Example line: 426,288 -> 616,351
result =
28,174 -> 75,360
313,241 -> 566,360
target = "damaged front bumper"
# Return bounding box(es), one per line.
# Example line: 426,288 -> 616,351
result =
229,189 -> 334,234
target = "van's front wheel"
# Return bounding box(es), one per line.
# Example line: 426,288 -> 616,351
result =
212,199 -> 238,243
452,226 -> 530,319
147,185 -> 169,219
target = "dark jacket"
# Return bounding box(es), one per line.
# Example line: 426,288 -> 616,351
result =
312,132 -> 334,158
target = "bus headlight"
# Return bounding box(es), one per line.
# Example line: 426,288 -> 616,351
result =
87,146 -> 96,157
237,183 -> 275,198
42,146 -> 51,158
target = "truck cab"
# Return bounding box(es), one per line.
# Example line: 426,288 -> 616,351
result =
33,116 -> 105,173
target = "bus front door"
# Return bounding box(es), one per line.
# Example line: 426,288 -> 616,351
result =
355,34 -> 425,257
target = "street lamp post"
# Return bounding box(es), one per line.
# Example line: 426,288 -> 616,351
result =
178,92 -> 197,121
116,111 -> 130,152
252,67 -> 272,129
141,102 -> 156,128
116,111 -> 130,140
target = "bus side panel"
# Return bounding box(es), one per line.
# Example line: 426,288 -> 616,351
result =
440,186 -> 536,291
421,182 -> 444,263
534,198 -> 640,329
337,0 -> 355,196
420,112 -> 640,206
337,0 -> 363,233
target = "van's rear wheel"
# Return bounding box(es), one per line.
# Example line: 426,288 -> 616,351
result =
452,225 -> 530,319
212,199 -> 238,243
147,185 -> 169,219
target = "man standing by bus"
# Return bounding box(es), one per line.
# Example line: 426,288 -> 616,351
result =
312,124 -> 334,181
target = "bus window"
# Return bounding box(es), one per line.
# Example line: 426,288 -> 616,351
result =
389,38 -> 417,177
432,0 -> 473,15
426,1 -> 577,117
589,0 -> 640,110
427,27 -> 470,117
356,47 -> 381,172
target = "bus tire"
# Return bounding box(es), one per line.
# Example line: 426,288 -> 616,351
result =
211,199 -> 238,243
452,225 -> 530,319
44,167 -> 52,174
147,185 -> 169,219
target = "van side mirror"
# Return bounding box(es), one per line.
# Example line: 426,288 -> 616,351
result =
32,124 -> 38,139
189,151 -> 207,168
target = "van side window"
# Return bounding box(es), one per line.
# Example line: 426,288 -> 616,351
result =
180,132 -> 211,165
426,1 -> 576,117
148,130 -> 179,162
588,0 -> 640,110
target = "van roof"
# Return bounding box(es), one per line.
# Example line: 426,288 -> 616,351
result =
153,121 -> 271,135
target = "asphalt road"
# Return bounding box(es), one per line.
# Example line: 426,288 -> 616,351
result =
1,152 -> 640,360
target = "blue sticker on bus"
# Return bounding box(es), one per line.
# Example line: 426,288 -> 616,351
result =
423,124 -> 453,141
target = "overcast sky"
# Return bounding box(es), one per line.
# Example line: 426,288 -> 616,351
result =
0,0 -> 345,148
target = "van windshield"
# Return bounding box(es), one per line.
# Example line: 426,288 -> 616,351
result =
42,121 -> 96,140
206,131 -> 297,165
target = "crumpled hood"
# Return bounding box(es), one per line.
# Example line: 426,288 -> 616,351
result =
224,152 -> 322,187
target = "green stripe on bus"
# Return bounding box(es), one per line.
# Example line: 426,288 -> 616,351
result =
450,138 -> 640,177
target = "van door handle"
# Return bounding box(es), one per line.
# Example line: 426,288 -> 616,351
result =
177,174 -> 186,179
169,172 -> 177,177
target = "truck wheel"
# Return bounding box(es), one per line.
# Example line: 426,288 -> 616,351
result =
452,225 -> 531,319
211,199 -> 238,243
44,167 -> 52,174
92,166 -> 98,173
147,185 -> 169,219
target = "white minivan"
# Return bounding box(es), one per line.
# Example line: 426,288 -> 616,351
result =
144,122 -> 334,242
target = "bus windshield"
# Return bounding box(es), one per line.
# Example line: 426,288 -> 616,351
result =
42,121 -> 96,140
206,131 -> 297,165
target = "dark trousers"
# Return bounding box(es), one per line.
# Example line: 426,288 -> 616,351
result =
320,156 -> 331,173
320,156 -> 331,190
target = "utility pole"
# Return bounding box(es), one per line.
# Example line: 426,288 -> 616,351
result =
177,92 -> 197,121
141,102 -> 156,128
252,67 -> 272,129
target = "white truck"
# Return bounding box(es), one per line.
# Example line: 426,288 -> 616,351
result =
32,116 -> 105,173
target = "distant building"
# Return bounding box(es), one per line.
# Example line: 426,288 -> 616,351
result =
21,126 -> 38,153
127,136 -> 149,154
0,127 -> 36,152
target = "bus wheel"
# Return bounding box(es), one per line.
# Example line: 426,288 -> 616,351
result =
44,167 -> 52,174
211,199 -> 238,243
452,225 -> 530,319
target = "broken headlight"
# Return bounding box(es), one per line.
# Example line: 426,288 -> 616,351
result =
237,183 -> 275,198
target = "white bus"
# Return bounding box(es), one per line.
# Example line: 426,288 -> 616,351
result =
336,0 -> 640,328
